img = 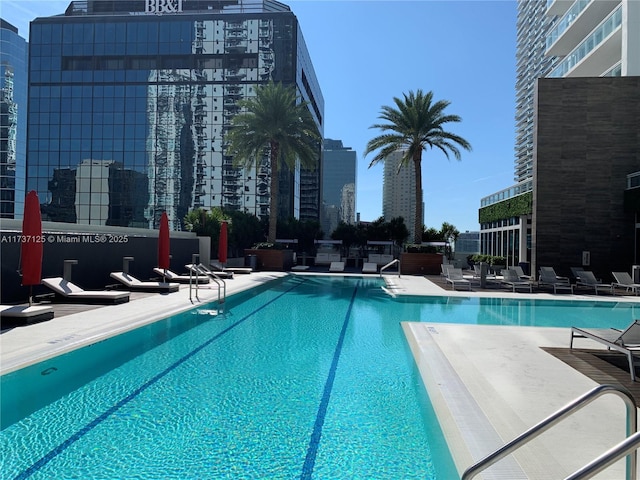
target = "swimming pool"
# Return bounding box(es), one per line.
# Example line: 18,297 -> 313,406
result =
2,275 -> 639,479
1,276 -> 457,479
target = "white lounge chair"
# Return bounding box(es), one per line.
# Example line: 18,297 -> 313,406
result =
538,267 -> 573,294
186,263 -> 234,279
110,272 -> 179,293
570,319 -> 640,381
329,261 -> 345,272
210,261 -> 252,274
445,268 -> 471,291
362,262 -> 378,274
441,264 -> 455,278
42,277 -> 130,304
575,271 -> 613,295
153,268 -> 210,284
612,272 -> 640,295
0,304 -> 54,323
502,268 -> 533,292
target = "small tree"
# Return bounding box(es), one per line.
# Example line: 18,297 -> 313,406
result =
226,81 -> 321,243
365,90 -> 472,244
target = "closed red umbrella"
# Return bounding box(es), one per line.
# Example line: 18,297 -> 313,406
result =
218,221 -> 228,265
20,190 -> 43,305
158,212 -> 170,271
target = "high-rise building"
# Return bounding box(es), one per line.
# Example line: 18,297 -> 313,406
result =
479,0 -> 640,271
382,150 -> 418,241
320,139 -> 356,237
26,0 -> 323,230
0,19 -> 27,219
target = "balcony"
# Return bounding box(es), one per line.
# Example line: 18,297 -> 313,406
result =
546,0 -> 617,56
549,5 -> 622,77
546,0 -> 572,18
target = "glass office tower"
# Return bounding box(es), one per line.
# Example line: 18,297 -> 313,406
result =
320,139 -> 356,238
0,19 -> 28,219
26,0 -> 323,229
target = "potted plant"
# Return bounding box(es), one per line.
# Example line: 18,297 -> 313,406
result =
400,244 -> 444,275
244,243 -> 294,271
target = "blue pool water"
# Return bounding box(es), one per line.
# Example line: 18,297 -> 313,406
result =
2,275 -> 640,479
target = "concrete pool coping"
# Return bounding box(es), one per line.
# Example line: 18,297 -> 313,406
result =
2,272 -> 640,479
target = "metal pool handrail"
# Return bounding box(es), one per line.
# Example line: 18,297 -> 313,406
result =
380,259 -> 400,278
461,384 -> 638,480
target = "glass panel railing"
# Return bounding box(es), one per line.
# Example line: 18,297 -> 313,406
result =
604,62 -> 622,77
549,5 -> 622,77
546,0 -> 593,51
480,181 -> 533,207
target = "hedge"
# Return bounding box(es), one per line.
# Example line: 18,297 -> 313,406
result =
478,192 -> 532,224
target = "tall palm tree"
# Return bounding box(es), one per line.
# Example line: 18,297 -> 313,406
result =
364,90 -> 472,244
226,81 -> 320,243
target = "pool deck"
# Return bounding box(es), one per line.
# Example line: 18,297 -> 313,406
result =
3,271 -> 640,479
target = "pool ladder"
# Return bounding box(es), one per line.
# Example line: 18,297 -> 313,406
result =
188,260 -> 226,311
462,384 -> 639,479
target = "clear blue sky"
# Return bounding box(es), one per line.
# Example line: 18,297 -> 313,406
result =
3,0 -> 518,233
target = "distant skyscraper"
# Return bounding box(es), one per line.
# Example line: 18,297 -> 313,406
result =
382,150 -> 417,241
25,0 -> 323,230
321,139 -> 356,237
0,19 -> 27,219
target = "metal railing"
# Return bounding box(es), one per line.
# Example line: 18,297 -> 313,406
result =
380,259 -> 400,278
188,256 -> 226,307
461,384 -> 637,480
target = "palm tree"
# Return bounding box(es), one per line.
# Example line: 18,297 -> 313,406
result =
364,90 -> 472,244
226,81 -> 320,243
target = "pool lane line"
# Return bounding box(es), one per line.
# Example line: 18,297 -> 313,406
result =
300,280 -> 360,480
13,276 -> 309,480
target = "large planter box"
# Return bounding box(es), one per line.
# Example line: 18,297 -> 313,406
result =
244,249 -> 294,271
400,252 -> 444,275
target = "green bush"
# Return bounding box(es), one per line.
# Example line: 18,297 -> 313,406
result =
405,244 -> 439,254
471,254 -> 506,265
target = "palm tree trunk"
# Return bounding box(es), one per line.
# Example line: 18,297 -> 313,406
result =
413,154 -> 423,244
268,141 -> 279,243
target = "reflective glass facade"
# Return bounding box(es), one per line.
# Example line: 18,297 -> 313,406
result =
321,139 -> 356,237
26,0 -> 323,229
1,20 -> 28,218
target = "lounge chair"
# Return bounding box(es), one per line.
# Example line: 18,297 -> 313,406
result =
473,264 -> 496,280
42,277 -> 130,304
501,268 -> 533,292
570,320 -> 640,381
186,263 -> 234,280
570,267 -> 586,282
513,265 -> 531,280
109,272 -> 179,293
153,268 -> 210,284
441,264 -> 455,277
445,268 -> 471,291
0,304 -> 54,323
362,262 -> 378,274
210,261 -> 252,275
575,270 -> 613,295
612,272 -> 640,295
538,267 -> 573,294
329,261 -> 345,272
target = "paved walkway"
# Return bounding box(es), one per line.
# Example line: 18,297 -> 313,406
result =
2,271 -> 640,479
